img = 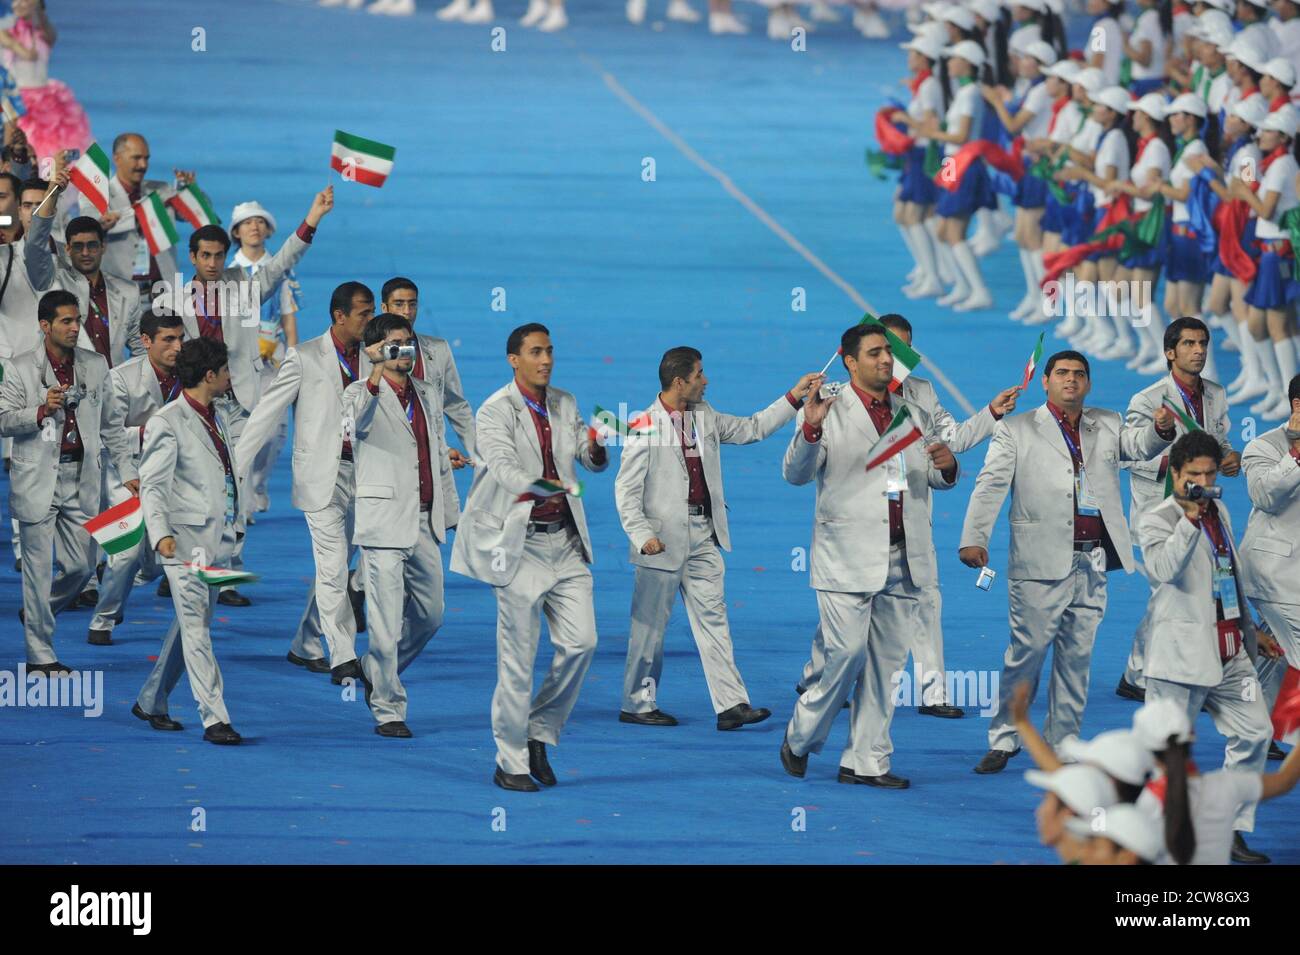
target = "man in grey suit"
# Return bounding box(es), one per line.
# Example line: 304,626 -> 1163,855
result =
134,337 -> 242,745
1140,430 -> 1282,864
961,350 -> 1176,774
0,290 -> 134,673
1117,318 -> 1240,701
343,314 -> 451,739
778,323 -> 960,789
86,313 -> 184,646
0,172 -> 46,362
235,282 -> 374,683
450,323 -> 608,792
615,346 -> 819,730
795,313 -> 1021,717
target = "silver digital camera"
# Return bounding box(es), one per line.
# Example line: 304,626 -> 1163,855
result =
1185,482 -> 1223,501
62,384 -> 88,411
382,343 -> 418,362
819,380 -> 846,400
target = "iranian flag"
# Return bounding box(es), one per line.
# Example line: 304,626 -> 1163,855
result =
1161,395 -> 1201,433
83,497 -> 145,556
864,405 -> 924,472
522,478 -> 582,499
134,193 -> 180,256
330,130 -> 395,188
167,184 -> 220,229
69,142 -> 112,214
589,405 -> 655,442
192,566 -> 259,587
1271,667 -> 1300,747
1019,332 -> 1045,391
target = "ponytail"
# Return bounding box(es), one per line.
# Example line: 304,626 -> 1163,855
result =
1043,9 -> 1067,60
1163,738 -> 1196,866
1158,0 -> 1172,39
939,57 -> 954,112
994,10 -> 1013,87
1202,114 -> 1221,160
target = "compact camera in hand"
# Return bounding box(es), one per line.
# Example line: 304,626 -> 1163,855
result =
819,380 -> 846,400
1184,482 -> 1223,501
61,384 -> 88,411
381,343 -> 417,362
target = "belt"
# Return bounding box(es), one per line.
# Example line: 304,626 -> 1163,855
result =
687,504 -> 707,516
58,451 -> 83,464
419,503 -> 432,513
340,449 -> 353,462
528,519 -> 569,535
1074,539 -> 1102,552
1171,223 -> 1198,239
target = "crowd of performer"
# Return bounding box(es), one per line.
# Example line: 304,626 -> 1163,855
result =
1,0 -> 1299,866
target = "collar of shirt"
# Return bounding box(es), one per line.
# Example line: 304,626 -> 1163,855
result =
149,357 -> 176,384
119,175 -> 141,203
231,247 -> 268,270
517,380 -> 547,409
88,271 -> 106,297
1170,370 -> 1202,397
382,372 -> 412,400
329,327 -> 359,362
183,391 -> 217,423
849,380 -> 890,412
44,342 -> 72,375
1046,400 -> 1082,430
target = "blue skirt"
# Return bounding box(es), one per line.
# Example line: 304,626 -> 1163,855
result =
1042,191 -> 1065,234
1060,190 -> 1097,246
936,158 -> 997,218
899,146 -> 939,206
1121,214 -> 1167,271
1167,227 -> 1209,284
1014,172 -> 1048,210
1245,249 -> 1299,309
1129,78 -> 1164,96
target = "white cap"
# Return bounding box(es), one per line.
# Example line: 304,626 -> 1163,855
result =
1009,25 -> 1042,55
968,0 -> 1002,21
1232,95 -> 1270,128
911,19 -> 950,45
1059,730 -> 1155,786
1200,0 -> 1236,10
921,0 -> 952,17
1010,0 -> 1047,11
1168,92 -> 1209,119
1128,92 -> 1168,121
1227,36 -> 1269,74
901,33 -> 947,60
1242,0 -> 1271,8
1044,0 -> 1064,12
1045,59 -> 1081,82
1073,66 -> 1105,93
1264,56 -> 1298,87
1065,804 -> 1164,862
944,39 -> 987,67
1261,105 -> 1300,138
1024,765 -> 1120,817
1024,40 -> 1058,66
1200,20 -> 1237,51
228,201 -> 276,239
1198,9 -> 1234,36
1132,699 -> 1194,751
1091,85 -> 1133,114
939,4 -> 976,29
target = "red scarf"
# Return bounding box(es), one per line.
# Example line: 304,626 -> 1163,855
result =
1261,143 -> 1290,172
1041,193 -> 1134,285
1047,95 -> 1070,135
1135,134 -> 1157,163
1240,85 -> 1260,102
910,68 -> 932,97
1143,760 -> 1201,807
1270,94 -> 1292,112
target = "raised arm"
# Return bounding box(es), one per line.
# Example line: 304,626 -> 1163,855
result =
1138,507 -> 1201,584
235,346 -> 304,482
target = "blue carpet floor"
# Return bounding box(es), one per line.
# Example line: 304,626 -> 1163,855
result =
1,0 -> 1295,864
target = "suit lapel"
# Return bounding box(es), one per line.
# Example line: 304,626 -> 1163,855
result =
142,359 -> 164,406
1081,408 -> 1100,471
1035,405 -> 1072,462
843,389 -> 881,444
181,400 -> 223,466
511,382 -> 542,465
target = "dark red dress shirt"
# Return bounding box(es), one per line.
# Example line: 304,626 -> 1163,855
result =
367,375 -> 434,510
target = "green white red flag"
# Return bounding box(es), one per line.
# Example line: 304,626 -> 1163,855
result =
818,313 -> 922,391
167,183 -> 220,229
521,478 -> 582,500
83,497 -> 145,556
330,130 -> 396,188
1020,332 -> 1045,390
69,142 -> 112,214
134,192 -> 180,256
864,405 -> 924,471
192,566 -> 259,587
589,405 -> 655,443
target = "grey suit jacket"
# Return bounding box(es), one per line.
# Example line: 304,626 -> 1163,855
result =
0,345 -> 134,522
235,333 -> 372,514
139,397 -> 238,567
415,332 -> 476,458
1240,427 -> 1300,607
783,389 -> 958,594
615,393 -> 796,570
25,210 -> 144,365
1140,496 -> 1256,687
343,376 -> 449,549
82,175 -> 178,284
450,380 -> 608,587
960,404 -> 1170,581
1125,373 -> 1232,515
107,354 -> 178,484
0,237 -> 44,360
899,375 -> 999,455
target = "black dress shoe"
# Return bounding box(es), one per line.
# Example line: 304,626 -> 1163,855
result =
717,702 -> 772,731
780,731 -> 808,778
349,585 -> 367,633
375,721 -> 412,738
78,589 -> 98,608
330,659 -> 364,685
974,748 -> 1021,774
286,651 -> 331,674
494,767 -> 540,792
29,661 -> 72,676
113,612 -> 124,625
1268,742 -> 1287,761
838,767 -> 910,788
1231,832 -> 1270,864
13,558 -> 19,573
96,561 -> 105,582
156,578 -> 171,598
87,629 -> 112,646
1115,677 -> 1146,702
528,739 -> 557,786
131,702 -> 183,731
918,704 -> 964,719
203,722 -> 242,745
619,709 -> 678,726
217,589 -> 251,607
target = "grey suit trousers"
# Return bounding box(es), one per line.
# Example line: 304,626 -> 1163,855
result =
290,459 -> 359,666
137,559 -> 232,728
622,514 -> 749,715
1146,651 -> 1272,831
988,551 -> 1107,753
359,517 -> 444,724
216,396 -> 249,582
492,527 -> 598,776
19,461 -> 94,664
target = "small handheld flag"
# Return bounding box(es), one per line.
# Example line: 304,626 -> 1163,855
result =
83,498 -> 145,556
134,193 -> 180,255
68,142 -> 112,214
192,566 -> 259,587
521,478 -> 582,500
818,313 -> 922,390
1160,395 -> 1202,433
589,405 -> 655,443
167,183 -> 220,229
864,405 -> 924,471
1019,332 -> 1045,391
330,130 -> 396,188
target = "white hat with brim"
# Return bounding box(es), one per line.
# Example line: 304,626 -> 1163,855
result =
1201,0 -> 1236,10
1168,92 -> 1209,119
939,5 -> 976,29
229,201 -> 277,240
1065,805 -> 1164,862
1045,59 -> 1081,81
1073,66 -> 1105,93
1128,92 -> 1169,121
1264,56 -> 1298,88
1090,86 -> 1133,114
1232,95 -> 1270,128
1059,730 -> 1155,786
1024,765 -> 1120,818
901,34 -> 947,60
1242,0 -> 1271,8
969,0 -> 1002,21
1024,40 -> 1058,66
1227,36 -> 1270,74
1132,699 -> 1194,751
944,39 -> 987,67
1261,106 -> 1300,138
1009,0 -> 1047,11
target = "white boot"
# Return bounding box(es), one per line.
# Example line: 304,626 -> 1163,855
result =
369,0 -> 415,13
1250,340 -> 1284,414
1134,306 -> 1168,375
952,241 -> 994,311
522,0 -> 549,23
936,243 -> 969,306
461,0 -> 495,22
767,9 -> 794,39
435,0 -> 471,17
537,3 -> 568,29
1265,338 -> 1300,416
709,9 -> 748,32
970,209 -> 1001,257
626,0 -> 646,22
926,219 -> 953,284
667,0 -> 702,20
1023,250 -> 1056,325
903,223 -> 943,298
1010,249 -> 1037,320
1202,339 -> 1220,385
809,0 -> 841,21
1228,333 -> 1270,404
858,7 -> 889,37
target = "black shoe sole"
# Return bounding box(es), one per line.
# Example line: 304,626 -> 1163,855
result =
494,771 -> 539,792
618,712 -> 678,727
1115,681 -> 1146,702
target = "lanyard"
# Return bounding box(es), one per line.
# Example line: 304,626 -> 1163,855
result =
1052,413 -> 1083,464
1198,515 -> 1232,560
522,393 -> 548,418
1172,378 -> 1201,425
195,404 -> 230,459
193,283 -> 219,332
335,344 -> 356,381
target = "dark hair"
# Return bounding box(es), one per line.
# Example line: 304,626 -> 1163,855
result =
1157,0 -> 1173,37
188,224 -> 230,255
1163,317 -> 1209,367
840,322 -> 889,370
1169,429 -> 1224,472
65,215 -> 106,243
38,289 -> 79,325
878,313 -> 913,338
1043,350 -> 1090,378
329,281 -> 373,321
362,313 -> 413,348
1041,8 -> 1068,60
1115,781 -> 1145,804
177,337 -> 228,389
992,9 -> 1012,87
1199,113 -> 1222,165
381,276 -> 418,303
20,177 -> 47,195
658,346 -> 703,390
1161,739 -> 1196,866
141,312 -> 184,340
1290,373 -> 1300,405
506,322 -> 550,356
0,171 -> 21,196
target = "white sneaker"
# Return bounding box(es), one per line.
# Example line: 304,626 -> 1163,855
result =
955,289 -> 994,312
858,8 -> 888,37
369,0 -> 414,13
809,0 -> 841,21
322,0 -> 366,7
461,0 -> 494,20
435,0 -> 470,16
626,0 -> 646,23
522,0 -> 549,24
767,10 -> 793,39
709,10 -> 748,32
537,4 -> 567,30
667,0 -> 702,21
903,276 -> 944,299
